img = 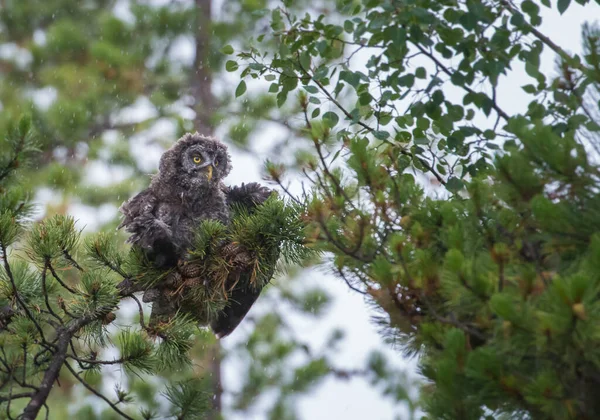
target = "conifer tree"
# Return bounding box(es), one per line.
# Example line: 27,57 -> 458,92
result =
0,116 -> 317,418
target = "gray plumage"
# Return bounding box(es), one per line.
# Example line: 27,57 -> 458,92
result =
118,132 -> 272,338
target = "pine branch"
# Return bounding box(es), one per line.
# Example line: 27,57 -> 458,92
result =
0,116 -> 38,184
46,262 -> 79,295
62,250 -> 84,272
19,255 -> 129,418
0,244 -> 49,344
21,313 -> 102,419
0,392 -> 34,403
41,265 -> 62,323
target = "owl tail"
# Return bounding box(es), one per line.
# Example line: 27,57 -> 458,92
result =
210,283 -> 262,338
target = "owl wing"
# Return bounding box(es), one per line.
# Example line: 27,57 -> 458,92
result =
118,189 -> 178,268
223,182 -> 273,210
211,182 -> 274,338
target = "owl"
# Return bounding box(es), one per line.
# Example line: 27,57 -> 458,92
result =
118,132 -> 273,338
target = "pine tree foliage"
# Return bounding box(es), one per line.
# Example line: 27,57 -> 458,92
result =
164,378 -> 213,420
236,0 -> 600,418
91,194 -> 315,328
178,195 -> 312,324
0,120 -> 315,418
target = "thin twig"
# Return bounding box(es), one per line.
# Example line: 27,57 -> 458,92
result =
62,250 -> 84,272
0,392 -> 34,403
47,263 -> 79,295
128,294 -> 147,331
336,267 -> 367,295
21,308 -> 118,419
500,0 -> 585,72
412,43 -> 510,121
41,265 -> 62,323
64,363 -> 135,420
67,355 -> 126,366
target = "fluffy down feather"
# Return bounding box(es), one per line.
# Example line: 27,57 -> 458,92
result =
118,133 -> 273,338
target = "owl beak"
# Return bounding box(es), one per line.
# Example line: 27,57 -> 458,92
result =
206,165 -> 213,181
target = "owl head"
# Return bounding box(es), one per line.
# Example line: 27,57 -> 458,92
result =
158,133 -> 232,189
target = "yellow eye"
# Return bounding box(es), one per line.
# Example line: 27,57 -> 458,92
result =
193,156 -> 202,164
214,160 -> 219,167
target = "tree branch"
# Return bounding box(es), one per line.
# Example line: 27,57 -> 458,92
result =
412,43 -> 511,122
47,263 -> 79,295
0,244 -> 49,343
500,0 -> 586,72
21,301 -> 120,418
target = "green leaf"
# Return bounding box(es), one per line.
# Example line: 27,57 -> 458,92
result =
373,130 -> 389,140
521,1 -> 540,19
445,177 -> 464,192
323,112 -> 339,128
235,81 -> 247,97
359,92 -> 372,105
225,60 -> 239,72
277,91 -> 288,107
344,20 -> 354,33
220,44 -> 234,55
557,0 -> 571,14
398,74 -> 415,88
483,130 -> 496,140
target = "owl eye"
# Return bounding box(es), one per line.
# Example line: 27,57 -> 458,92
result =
193,156 -> 202,164
214,160 -> 219,167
